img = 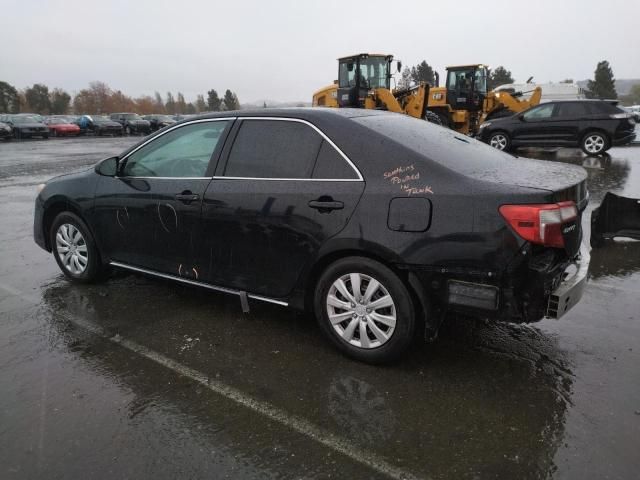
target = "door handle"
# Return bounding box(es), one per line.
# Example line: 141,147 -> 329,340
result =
308,199 -> 344,212
175,191 -> 200,204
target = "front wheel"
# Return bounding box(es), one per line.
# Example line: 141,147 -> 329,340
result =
488,131 -> 511,151
50,212 -> 104,283
314,257 -> 416,364
581,132 -> 609,155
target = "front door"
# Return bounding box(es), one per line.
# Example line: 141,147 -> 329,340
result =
512,103 -> 558,144
91,119 -> 233,277
198,118 -> 365,298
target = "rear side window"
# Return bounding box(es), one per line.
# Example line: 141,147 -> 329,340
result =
587,101 -> 622,114
225,120 -> 323,178
312,140 -> 359,179
557,102 -> 588,117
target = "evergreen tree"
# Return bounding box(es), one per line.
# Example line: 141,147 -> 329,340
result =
410,61 -> 435,86
0,81 -> 21,113
398,66 -> 412,89
25,83 -> 51,113
207,89 -> 221,111
488,66 -> 514,90
587,61 -> 617,99
49,88 -> 71,114
223,89 -> 239,111
176,92 -> 187,114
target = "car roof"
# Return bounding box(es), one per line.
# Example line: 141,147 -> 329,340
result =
185,107 -> 392,122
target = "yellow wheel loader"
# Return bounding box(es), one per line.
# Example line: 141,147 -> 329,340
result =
312,53 -> 542,136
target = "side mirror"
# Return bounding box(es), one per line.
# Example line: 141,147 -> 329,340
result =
95,156 -> 119,177
397,61 -> 402,73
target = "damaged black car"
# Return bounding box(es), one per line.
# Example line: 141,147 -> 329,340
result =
33,109 -> 589,363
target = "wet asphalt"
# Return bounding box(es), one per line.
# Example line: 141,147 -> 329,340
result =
0,133 -> 639,480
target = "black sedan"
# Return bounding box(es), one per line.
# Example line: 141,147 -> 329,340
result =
143,114 -> 177,131
86,115 -> 124,136
6,115 -> 49,139
109,113 -> 151,135
478,100 -> 636,154
33,109 -> 589,363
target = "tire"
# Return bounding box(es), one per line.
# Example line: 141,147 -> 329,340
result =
424,110 -> 443,126
488,131 -> 511,151
43,134 -> 49,139
314,256 -> 416,364
581,131 -> 609,155
50,212 -> 104,283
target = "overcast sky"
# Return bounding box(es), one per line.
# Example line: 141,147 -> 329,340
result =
1,0 -> 638,104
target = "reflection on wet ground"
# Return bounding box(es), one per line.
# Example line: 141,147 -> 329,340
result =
1,138 -> 639,479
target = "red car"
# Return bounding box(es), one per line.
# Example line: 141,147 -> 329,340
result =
44,118 -> 80,137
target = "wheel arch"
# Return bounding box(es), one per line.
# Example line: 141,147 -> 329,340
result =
301,246 -> 433,335
42,198 -> 91,252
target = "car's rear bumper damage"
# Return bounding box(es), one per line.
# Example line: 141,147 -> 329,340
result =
403,243 -> 590,325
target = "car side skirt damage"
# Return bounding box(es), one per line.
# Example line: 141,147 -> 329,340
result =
109,261 -> 288,310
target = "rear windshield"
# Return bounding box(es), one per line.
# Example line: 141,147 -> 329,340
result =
352,113 -> 514,174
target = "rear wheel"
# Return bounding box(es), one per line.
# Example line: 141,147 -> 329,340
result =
581,131 -> 609,155
314,257 -> 416,364
50,212 -> 104,283
424,110 -> 443,126
488,131 -> 511,151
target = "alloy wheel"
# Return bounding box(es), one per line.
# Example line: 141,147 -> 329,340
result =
55,223 -> 88,274
326,273 -> 397,349
489,133 -> 508,150
584,134 -> 605,154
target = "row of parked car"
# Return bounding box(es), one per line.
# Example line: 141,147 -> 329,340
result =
0,112 -> 199,140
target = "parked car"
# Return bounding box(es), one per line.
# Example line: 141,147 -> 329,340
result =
78,115 -> 124,136
0,121 -> 12,141
44,117 -> 80,137
619,105 -> 640,122
33,109 -> 589,363
143,114 -> 177,131
5,114 -> 49,139
478,100 -> 636,154
109,113 -> 151,135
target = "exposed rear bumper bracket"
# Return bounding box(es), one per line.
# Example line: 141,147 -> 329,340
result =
546,243 -> 590,319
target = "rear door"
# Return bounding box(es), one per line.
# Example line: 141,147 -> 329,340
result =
553,102 -> 590,145
92,119 -> 232,276
198,118 -> 365,298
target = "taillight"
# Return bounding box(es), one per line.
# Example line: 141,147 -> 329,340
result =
499,201 -> 577,248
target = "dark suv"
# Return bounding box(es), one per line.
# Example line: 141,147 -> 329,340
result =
34,109 -> 589,364
109,113 -> 151,135
478,100 -> 636,154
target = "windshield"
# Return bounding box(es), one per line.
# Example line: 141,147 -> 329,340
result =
123,114 -> 142,120
339,56 -> 390,89
12,116 -> 40,124
92,116 -> 110,121
359,57 -> 390,89
48,118 -> 70,124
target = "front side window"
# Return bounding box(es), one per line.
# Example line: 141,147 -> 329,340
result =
122,121 -> 229,177
523,104 -> 556,120
225,120 -> 323,179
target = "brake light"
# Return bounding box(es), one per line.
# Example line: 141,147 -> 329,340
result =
499,201 -> 577,248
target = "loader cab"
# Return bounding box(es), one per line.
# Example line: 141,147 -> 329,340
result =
337,53 -> 394,108
445,64 -> 488,112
